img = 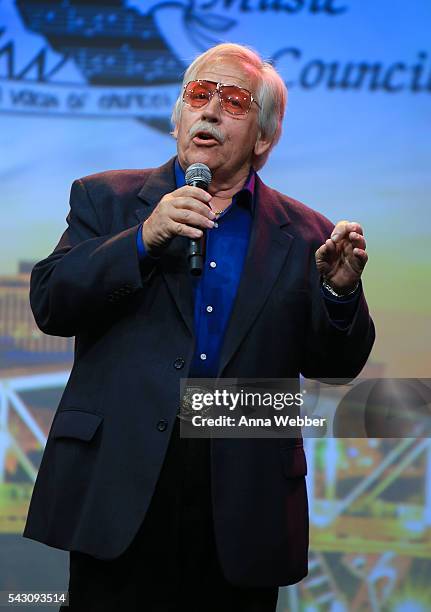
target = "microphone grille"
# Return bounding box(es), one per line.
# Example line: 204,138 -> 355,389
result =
185,163 -> 212,188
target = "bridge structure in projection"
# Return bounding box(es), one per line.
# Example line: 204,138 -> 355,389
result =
1,366 -> 430,611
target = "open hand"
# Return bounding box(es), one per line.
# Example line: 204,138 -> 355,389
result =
315,220 -> 368,294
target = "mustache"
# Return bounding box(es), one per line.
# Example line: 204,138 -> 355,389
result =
189,121 -> 225,143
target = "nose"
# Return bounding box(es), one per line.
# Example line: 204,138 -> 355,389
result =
200,91 -> 221,123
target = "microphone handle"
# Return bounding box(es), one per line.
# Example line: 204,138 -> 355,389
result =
188,179 -> 209,276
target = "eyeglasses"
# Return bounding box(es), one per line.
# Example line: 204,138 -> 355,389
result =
182,79 -> 261,116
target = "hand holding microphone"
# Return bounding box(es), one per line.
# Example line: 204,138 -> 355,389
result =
141,164 -> 214,269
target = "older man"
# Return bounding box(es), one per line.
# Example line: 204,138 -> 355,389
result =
24,43 -> 375,611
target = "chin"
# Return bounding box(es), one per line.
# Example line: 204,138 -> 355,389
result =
182,150 -> 220,172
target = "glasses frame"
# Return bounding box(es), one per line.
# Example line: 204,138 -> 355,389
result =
182,79 -> 261,117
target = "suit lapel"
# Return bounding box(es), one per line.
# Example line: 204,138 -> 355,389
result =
218,177 -> 294,376
134,157 -> 195,337
134,156 -> 177,220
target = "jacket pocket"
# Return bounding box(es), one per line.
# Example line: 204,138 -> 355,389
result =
50,409 -> 103,441
280,446 -> 307,478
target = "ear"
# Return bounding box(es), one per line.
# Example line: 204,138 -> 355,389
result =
253,131 -> 272,157
171,102 -> 182,139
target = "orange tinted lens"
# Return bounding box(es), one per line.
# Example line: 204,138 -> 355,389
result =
184,81 -> 215,107
220,86 -> 251,114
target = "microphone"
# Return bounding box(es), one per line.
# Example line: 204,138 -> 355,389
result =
185,163 -> 212,276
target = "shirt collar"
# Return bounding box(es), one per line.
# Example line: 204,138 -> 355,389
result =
174,157 -> 255,213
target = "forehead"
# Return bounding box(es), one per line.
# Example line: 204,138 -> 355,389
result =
194,57 -> 258,92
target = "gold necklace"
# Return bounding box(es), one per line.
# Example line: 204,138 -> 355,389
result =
211,204 -> 231,216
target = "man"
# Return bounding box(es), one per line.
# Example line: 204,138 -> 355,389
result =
23,43 -> 375,611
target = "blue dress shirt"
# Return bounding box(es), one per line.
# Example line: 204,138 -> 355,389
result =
136,159 -> 360,377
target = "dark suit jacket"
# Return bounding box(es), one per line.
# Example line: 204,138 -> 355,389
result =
23,156 -> 375,587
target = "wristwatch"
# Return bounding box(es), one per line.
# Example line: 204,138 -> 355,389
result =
322,279 -> 360,298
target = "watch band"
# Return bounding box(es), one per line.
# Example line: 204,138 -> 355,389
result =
322,279 -> 360,298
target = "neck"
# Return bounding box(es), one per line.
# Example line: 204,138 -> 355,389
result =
177,157 -> 252,202
209,165 -> 251,199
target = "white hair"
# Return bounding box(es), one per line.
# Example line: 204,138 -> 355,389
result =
171,43 -> 288,170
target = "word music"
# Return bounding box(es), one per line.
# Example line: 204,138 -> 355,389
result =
198,0 -> 348,13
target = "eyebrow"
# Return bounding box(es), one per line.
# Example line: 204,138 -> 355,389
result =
197,77 -> 251,88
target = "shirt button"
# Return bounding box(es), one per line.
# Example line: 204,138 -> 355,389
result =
206,305 -> 213,313
173,357 -> 185,370
200,353 -> 207,361
210,261 -> 217,269
156,419 -> 168,432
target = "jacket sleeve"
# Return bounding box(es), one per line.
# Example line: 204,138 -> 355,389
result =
298,209 -> 376,381
300,276 -> 376,381
30,178 -> 155,337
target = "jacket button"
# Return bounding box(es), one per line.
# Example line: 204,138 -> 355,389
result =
156,419 -> 168,432
173,357 -> 185,370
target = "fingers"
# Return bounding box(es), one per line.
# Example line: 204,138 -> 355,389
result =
338,231 -> 367,273
331,220 -> 366,255
168,220 -> 203,240
316,220 -> 369,289
171,207 -> 215,231
352,248 -> 368,269
331,220 -> 365,243
350,231 -> 366,251
173,185 -> 213,206
315,239 -> 339,278
316,238 -> 337,261
167,191 -> 216,238
171,196 -> 216,220
143,187 -> 217,252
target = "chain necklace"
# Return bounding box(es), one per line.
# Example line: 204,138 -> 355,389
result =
211,203 -> 232,216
